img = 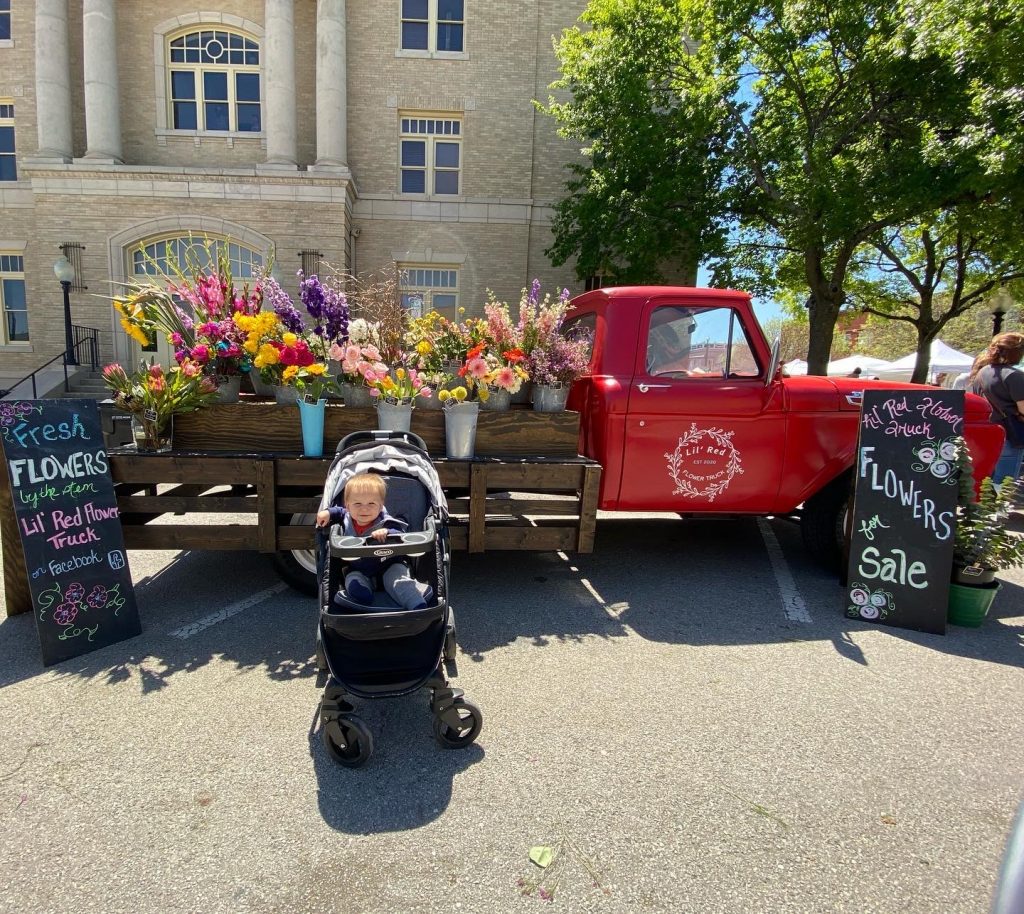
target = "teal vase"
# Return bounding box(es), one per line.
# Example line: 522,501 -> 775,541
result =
297,398 -> 327,457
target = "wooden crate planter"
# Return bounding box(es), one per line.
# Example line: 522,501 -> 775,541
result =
172,401 -> 582,458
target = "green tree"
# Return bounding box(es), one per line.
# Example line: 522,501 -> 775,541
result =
542,1 -> 729,284
846,210 -> 1024,381
543,0 -> 1022,374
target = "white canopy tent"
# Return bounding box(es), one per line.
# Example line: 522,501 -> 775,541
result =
826,355 -> 893,376
783,359 -> 808,376
873,340 -> 975,382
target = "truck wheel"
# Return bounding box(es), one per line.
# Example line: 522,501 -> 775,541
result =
800,474 -> 852,569
271,513 -> 318,595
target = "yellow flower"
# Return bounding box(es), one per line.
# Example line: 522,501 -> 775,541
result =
396,367 -> 406,380
120,318 -> 150,347
306,363 -> 327,376
438,390 -> 451,402
416,340 -> 432,356
478,386 -> 490,402
452,386 -> 467,401
243,338 -> 259,355
282,365 -> 298,381
282,332 -> 298,346
255,343 -> 280,368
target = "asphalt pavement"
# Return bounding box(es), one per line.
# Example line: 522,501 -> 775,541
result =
1,512 -> 1022,914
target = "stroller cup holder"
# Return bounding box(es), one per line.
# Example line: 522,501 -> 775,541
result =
329,528 -> 436,561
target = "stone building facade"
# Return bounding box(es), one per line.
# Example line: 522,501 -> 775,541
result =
0,0 -> 588,378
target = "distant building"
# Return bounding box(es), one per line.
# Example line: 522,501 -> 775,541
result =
0,1 -> 589,376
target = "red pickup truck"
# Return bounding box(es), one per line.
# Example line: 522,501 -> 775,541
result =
560,286 -> 1002,566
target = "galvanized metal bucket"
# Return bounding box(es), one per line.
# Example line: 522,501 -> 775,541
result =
444,401 -> 480,458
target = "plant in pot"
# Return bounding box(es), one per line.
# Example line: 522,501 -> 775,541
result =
949,441 -> 1024,625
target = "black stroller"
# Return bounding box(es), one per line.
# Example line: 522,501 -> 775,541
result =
315,430 -> 482,767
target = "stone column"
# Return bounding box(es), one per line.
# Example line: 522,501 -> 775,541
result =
314,0 -> 347,169
82,0 -> 123,162
262,0 -> 298,168
33,0 -> 73,161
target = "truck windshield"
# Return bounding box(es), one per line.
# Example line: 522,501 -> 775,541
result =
646,306 -> 760,378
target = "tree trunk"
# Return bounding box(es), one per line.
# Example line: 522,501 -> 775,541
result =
910,332 -> 937,385
805,285 -> 842,375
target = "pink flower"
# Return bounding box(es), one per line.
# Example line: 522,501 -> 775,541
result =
467,357 -> 488,379
180,361 -> 201,378
365,345 -> 381,361
170,333 -> 184,346
191,345 -> 210,363
328,342 -> 345,362
495,366 -> 517,389
345,344 -> 361,363
148,364 -> 164,379
420,387 -> 433,398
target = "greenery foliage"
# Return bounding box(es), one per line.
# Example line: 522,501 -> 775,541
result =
952,441 -> 1024,572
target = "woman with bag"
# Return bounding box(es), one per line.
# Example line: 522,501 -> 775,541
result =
970,332 -> 1024,485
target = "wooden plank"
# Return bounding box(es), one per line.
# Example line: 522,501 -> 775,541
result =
485,462 -> 588,489
0,439 -> 31,617
477,497 -> 583,517
278,495 -> 325,513
277,525 -> 317,549
110,454 -> 259,485
469,463 -> 487,553
171,403 -> 579,457
255,459 -> 277,553
117,495 -> 254,513
577,464 -> 602,554
121,525 -> 258,550
484,526 -> 577,551
275,458 -> 332,486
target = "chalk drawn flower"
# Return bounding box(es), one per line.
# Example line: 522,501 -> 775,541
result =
86,586 -> 108,609
64,583 -> 85,603
916,446 -> 937,465
849,587 -> 869,606
53,602 -> 79,625
939,441 -> 957,461
929,460 -> 953,479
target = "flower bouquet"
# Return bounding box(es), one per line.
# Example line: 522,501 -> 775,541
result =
329,342 -> 389,407
367,366 -> 433,405
102,359 -> 219,451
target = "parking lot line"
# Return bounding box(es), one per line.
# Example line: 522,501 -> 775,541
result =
168,582 -> 290,640
757,518 -> 812,623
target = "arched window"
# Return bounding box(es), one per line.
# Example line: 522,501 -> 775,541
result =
167,28 -> 261,132
130,236 -> 263,280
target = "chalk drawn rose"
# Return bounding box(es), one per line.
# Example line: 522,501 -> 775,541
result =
916,446 -> 936,465
64,583 -> 85,603
86,586 -> 108,609
53,602 -> 79,626
939,441 -> 957,461
859,603 -> 881,620
930,460 -> 953,479
849,587 -> 869,606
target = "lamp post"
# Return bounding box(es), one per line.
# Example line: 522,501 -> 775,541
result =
53,254 -> 77,365
990,286 -> 1012,336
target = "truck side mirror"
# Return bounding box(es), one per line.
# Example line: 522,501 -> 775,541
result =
765,336 -> 782,387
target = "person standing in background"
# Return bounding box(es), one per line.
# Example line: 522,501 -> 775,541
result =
970,333 -> 1024,486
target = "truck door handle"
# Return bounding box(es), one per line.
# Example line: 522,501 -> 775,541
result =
637,383 -> 671,393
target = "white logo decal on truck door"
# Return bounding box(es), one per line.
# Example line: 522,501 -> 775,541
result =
665,424 -> 744,501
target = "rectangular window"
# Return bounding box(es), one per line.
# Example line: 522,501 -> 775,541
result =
0,254 -> 28,343
401,0 -> 463,53
400,116 -> 461,196
399,267 -> 459,317
0,0 -> 10,41
0,102 -> 15,181
170,71 -> 198,130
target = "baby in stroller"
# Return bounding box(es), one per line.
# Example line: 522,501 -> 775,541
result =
315,472 -> 433,610
314,430 -> 482,768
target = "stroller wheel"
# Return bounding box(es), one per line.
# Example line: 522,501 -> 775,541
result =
322,715 -> 373,767
432,698 -> 483,749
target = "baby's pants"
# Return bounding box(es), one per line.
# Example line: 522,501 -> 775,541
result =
344,562 -> 431,609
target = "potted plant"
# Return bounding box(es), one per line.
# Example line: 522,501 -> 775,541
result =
102,359 -> 219,451
949,441 -> 1024,625
367,365 -> 433,432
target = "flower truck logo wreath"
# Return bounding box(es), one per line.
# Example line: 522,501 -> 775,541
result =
665,424 -> 744,502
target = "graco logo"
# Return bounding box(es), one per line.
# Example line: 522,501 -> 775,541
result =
373,548 -> 395,557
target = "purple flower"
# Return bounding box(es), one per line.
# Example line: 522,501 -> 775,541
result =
529,278 -> 541,305
264,276 -> 305,334
86,586 -> 108,609
298,271 -> 349,346
64,582 -> 85,603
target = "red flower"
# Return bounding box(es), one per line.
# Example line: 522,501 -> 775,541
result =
467,343 -> 485,360
502,348 -> 526,363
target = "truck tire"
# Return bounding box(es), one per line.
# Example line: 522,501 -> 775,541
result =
271,513 -> 318,595
800,473 -> 852,569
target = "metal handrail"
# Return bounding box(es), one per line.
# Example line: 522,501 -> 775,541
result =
0,325 -> 100,399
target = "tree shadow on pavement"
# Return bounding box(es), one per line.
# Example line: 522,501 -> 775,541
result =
0,548 -> 321,690
307,696 -> 484,833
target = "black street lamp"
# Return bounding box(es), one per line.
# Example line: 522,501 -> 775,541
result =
991,287 -> 1012,337
53,254 -> 77,365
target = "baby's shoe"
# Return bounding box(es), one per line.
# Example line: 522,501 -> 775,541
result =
344,579 -> 373,604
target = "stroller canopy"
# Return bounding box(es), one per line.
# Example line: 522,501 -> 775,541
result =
319,441 -> 449,521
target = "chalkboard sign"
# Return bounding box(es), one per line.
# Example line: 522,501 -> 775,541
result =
845,389 -> 964,635
0,400 -> 141,665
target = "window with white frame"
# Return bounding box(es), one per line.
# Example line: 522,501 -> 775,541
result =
0,0 -> 10,41
401,0 -> 464,52
0,102 -> 15,181
399,267 -> 458,317
0,254 -> 28,343
131,236 -> 263,279
400,116 -> 461,195
167,29 -> 261,132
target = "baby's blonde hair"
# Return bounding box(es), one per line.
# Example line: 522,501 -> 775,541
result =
343,472 -> 387,505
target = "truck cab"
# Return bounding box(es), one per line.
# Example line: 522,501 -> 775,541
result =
562,286 -> 1003,564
